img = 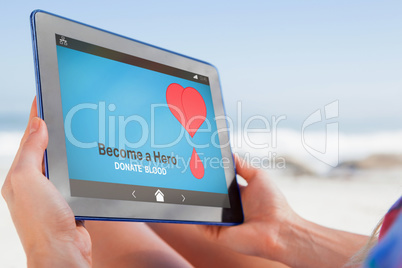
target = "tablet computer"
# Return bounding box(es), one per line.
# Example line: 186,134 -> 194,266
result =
30,10 -> 243,225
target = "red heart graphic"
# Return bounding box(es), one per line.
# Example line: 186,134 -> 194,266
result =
166,83 -> 206,138
190,148 -> 205,179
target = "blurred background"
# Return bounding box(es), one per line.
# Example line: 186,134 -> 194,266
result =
1,1 -> 401,267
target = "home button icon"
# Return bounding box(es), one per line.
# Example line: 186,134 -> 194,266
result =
155,189 -> 164,202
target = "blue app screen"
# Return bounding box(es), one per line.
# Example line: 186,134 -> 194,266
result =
55,35 -> 230,207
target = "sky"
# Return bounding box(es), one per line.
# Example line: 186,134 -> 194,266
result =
0,0 -> 401,133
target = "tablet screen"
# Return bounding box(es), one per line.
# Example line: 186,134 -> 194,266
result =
55,34 -> 230,208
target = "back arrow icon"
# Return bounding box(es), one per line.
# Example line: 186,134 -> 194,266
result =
132,190 -> 136,198
181,194 -> 185,202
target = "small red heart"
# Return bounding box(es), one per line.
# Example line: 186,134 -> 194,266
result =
166,83 -> 206,137
190,148 -> 205,179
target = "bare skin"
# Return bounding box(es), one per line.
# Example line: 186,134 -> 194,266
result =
86,221 -> 191,268
147,222 -> 289,268
2,99 -> 91,267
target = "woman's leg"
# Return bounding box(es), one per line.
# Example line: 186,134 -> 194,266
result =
86,221 -> 192,268
148,222 -> 289,268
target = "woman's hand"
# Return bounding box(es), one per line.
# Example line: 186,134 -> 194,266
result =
202,156 -> 369,268
2,99 -> 91,267
202,156 -> 296,260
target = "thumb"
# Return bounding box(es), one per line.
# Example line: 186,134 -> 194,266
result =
16,117 -> 48,172
234,155 -> 260,183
